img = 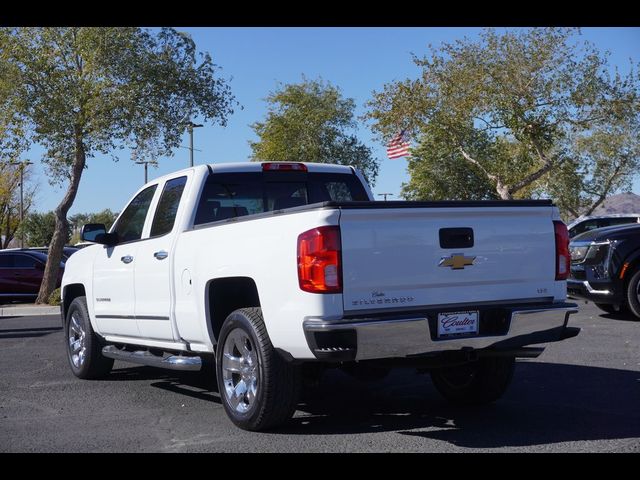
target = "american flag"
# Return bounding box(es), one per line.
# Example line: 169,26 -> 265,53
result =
386,130 -> 411,159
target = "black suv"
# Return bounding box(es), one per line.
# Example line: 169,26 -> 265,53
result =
567,223 -> 640,319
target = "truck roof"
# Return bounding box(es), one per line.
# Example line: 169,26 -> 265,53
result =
148,162 -> 356,185
209,162 -> 355,175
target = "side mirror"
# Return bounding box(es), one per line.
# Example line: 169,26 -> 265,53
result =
81,223 -> 118,246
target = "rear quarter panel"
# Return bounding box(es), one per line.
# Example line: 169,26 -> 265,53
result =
173,207 -> 342,358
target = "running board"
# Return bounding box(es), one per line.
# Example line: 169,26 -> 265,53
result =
102,345 -> 202,371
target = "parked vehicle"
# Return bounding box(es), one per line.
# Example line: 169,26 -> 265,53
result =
0,249 -> 65,301
60,162 -> 579,431
26,246 -> 79,261
568,223 -> 640,319
567,214 -> 640,239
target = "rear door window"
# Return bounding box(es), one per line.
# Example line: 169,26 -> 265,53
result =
150,176 -> 188,237
0,255 -> 14,268
13,254 -> 39,268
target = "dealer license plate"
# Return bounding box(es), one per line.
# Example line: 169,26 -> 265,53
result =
437,310 -> 479,338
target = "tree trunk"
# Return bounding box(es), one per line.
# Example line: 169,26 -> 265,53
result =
495,180 -> 513,200
2,209 -> 12,249
458,146 -> 513,200
35,135 -> 86,304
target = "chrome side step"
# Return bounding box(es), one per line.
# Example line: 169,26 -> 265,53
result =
102,345 -> 202,371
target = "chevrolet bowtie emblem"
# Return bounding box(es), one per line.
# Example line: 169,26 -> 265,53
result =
439,254 -> 476,270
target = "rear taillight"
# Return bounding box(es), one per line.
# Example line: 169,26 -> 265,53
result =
297,226 -> 342,293
554,220 -> 570,280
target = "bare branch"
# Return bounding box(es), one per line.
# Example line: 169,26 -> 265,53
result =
582,160 -> 625,216
473,116 -> 505,131
507,137 -> 559,195
457,145 -> 512,199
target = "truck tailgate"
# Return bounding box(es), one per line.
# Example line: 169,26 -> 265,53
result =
339,203 -> 557,313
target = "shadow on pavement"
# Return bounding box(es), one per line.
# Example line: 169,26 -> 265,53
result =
96,359 -> 640,449
599,312 -> 640,323
0,326 -> 62,339
277,362 -> 640,449
107,364 -> 221,404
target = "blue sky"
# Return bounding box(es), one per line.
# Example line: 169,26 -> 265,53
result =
26,27 -> 640,215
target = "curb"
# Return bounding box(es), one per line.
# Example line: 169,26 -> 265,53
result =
0,306 -> 61,317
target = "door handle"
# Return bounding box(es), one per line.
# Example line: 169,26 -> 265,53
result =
121,255 -> 134,264
154,251 -> 168,260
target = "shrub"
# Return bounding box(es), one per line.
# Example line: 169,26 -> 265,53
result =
48,288 -> 61,306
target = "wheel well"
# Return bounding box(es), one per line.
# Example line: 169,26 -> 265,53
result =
621,253 -> 640,285
207,277 -> 260,344
62,284 -> 86,321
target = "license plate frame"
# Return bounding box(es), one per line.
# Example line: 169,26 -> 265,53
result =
437,310 -> 480,338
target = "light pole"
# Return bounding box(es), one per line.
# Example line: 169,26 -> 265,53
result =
377,193 -> 394,201
187,122 -> 203,167
8,160 -> 33,248
135,160 -> 156,184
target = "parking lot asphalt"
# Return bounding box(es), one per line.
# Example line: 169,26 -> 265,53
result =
1,300 -> 639,453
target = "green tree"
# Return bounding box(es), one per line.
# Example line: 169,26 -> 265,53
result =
90,208 -> 118,230
69,208 -> 118,244
1,51 -> 33,248
365,28 -> 639,215
0,163 -> 35,248
24,211 -> 70,247
541,116 -> 640,220
250,78 -> 379,184
0,27 -> 236,303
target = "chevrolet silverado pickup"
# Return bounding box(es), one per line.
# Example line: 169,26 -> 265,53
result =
61,161 -> 579,431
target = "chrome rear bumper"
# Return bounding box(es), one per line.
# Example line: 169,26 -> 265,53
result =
303,303 -> 578,361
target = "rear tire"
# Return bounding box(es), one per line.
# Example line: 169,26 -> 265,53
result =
65,296 -> 113,379
215,308 -> 300,431
625,269 -> 640,321
430,357 -> 515,405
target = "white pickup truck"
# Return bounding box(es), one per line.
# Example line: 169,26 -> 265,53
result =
61,161 -> 579,431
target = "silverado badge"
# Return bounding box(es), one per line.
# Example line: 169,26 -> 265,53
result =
439,254 -> 476,270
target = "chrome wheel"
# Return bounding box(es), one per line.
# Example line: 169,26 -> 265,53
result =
68,313 -> 86,368
221,328 -> 259,414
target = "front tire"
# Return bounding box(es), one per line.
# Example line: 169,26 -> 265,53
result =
65,296 -> 113,379
430,357 -> 515,405
215,308 -> 300,431
625,269 -> 640,321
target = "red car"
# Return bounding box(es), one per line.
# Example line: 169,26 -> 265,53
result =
0,250 -> 65,302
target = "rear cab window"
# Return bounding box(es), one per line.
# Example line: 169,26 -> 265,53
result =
194,171 -> 368,226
